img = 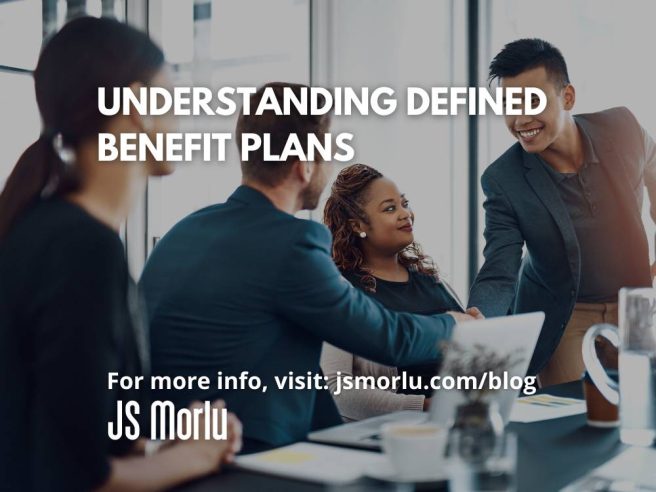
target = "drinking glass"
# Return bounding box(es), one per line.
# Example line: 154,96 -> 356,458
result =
447,430 -> 517,492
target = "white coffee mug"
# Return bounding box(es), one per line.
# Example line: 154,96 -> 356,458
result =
381,422 -> 448,480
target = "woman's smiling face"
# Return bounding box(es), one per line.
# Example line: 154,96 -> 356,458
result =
356,177 -> 415,255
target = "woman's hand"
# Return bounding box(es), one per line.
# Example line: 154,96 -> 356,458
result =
223,411 -> 243,463
177,400 -> 243,474
97,401 -> 242,492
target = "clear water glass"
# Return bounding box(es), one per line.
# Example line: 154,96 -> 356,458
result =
619,288 -> 656,446
448,430 -> 517,492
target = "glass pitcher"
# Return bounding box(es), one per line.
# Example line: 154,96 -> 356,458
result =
582,287 -> 656,446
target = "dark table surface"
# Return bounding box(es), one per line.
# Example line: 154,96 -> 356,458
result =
175,382 -> 625,492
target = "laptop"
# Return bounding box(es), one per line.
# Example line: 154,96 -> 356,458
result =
309,312 -> 545,450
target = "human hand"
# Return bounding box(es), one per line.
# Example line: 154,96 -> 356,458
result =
223,411 -> 243,464
178,400 -> 242,473
465,307 -> 485,319
447,311 -> 475,324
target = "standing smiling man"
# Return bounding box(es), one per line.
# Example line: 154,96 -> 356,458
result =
469,38 -> 656,385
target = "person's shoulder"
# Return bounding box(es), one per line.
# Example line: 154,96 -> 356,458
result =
276,219 -> 340,282
7,200 -> 125,275
410,270 -> 444,291
22,200 -> 121,250
482,142 -> 524,181
410,269 -> 438,282
171,202 -> 226,230
287,218 -> 332,250
341,269 -> 360,283
577,107 -> 642,149
150,201 -> 231,251
341,269 -> 366,288
577,107 -> 641,138
188,201 -> 228,219
48,201 -> 123,262
577,106 -> 635,127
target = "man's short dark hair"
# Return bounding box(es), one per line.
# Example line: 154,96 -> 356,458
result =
236,82 -> 331,186
488,38 -> 570,88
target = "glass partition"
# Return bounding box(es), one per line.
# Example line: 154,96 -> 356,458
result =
146,0 -> 310,253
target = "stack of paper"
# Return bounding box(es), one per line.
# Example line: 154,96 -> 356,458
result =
509,394 -> 586,423
562,447 -> 656,491
234,442 -> 387,484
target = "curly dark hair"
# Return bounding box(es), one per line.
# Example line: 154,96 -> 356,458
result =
323,163 -> 439,292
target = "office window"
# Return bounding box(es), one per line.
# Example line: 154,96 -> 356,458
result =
0,0 -> 41,70
146,0 -> 311,253
478,0 -> 656,266
0,0 -> 125,190
0,72 -> 40,190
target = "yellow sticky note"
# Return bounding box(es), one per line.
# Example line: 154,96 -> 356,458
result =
258,450 -> 315,465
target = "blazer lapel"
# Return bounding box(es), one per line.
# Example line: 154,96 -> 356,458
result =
523,152 -> 580,283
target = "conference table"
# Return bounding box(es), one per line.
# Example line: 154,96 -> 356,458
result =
175,381 -> 625,492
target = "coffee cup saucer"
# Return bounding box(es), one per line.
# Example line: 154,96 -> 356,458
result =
364,459 -> 447,484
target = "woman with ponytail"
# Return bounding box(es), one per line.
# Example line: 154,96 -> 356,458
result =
0,17 -> 241,491
321,164 -> 483,421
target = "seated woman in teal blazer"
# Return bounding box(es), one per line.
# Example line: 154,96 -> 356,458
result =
321,164 -> 481,421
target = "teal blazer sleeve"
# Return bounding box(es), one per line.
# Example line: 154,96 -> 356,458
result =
274,220 -> 455,367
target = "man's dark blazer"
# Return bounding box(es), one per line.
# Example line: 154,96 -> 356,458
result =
140,185 -> 455,449
469,107 -> 656,375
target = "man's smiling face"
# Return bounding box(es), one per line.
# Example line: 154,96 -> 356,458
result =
501,65 -> 575,153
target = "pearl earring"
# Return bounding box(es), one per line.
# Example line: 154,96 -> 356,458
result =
359,231 -> 367,239
52,133 -> 76,166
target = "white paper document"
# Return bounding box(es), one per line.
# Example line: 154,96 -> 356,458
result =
509,394 -> 586,423
234,442 -> 387,484
562,447 -> 656,491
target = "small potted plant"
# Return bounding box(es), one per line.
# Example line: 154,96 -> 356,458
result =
440,341 -> 525,462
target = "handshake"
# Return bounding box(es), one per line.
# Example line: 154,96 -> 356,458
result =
448,307 -> 485,324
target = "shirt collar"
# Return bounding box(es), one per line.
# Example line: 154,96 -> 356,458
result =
539,156 -> 569,182
576,117 -> 600,165
539,119 -> 600,182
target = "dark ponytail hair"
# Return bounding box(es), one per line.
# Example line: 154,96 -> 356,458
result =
0,16 -> 164,242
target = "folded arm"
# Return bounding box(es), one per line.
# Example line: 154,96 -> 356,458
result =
320,343 -> 424,422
